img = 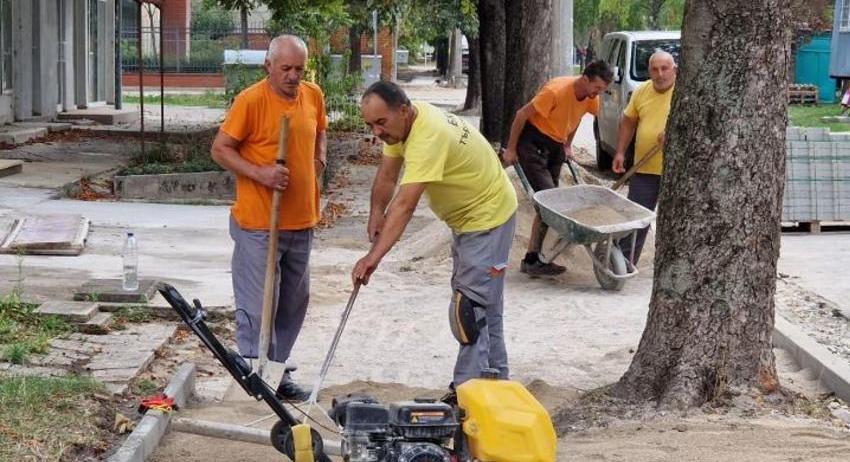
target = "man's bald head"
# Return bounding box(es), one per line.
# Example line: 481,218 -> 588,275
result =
267,35 -> 308,63
649,50 -> 675,68
264,35 -> 308,99
648,50 -> 676,92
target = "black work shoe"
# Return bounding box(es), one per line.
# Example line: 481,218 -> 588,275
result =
275,374 -> 311,402
439,390 -> 458,407
520,259 -> 566,276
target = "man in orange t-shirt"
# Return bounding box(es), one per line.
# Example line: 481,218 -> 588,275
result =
211,35 -> 327,402
503,61 -> 612,276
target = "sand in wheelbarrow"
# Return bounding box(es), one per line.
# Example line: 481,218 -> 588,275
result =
563,205 -> 627,228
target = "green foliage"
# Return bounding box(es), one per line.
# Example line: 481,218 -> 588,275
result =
0,291 -> 71,365
574,0 -> 685,49
193,2 -> 236,39
223,63 -> 267,102
264,0 -> 351,43
0,376 -> 107,462
123,131 -> 223,175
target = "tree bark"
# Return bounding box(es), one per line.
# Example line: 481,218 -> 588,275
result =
615,0 -> 792,409
478,0 -> 505,141
348,25 -> 362,74
463,33 -> 481,111
240,6 -> 249,49
500,0 -> 552,143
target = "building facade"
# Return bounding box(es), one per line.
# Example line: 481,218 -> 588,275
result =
0,0 -> 117,125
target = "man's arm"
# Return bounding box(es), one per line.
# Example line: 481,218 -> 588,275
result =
612,115 -> 638,174
211,130 -> 289,190
314,129 -> 327,190
563,126 -> 579,159
353,182 -> 426,285
502,103 -> 537,165
367,156 -> 404,242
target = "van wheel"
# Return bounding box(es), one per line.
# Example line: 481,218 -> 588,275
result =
594,119 -> 612,171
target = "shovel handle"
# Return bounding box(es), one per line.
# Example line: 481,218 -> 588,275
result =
257,116 -> 290,377
612,143 -> 662,191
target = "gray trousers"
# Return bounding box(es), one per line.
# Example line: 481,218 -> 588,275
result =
229,216 -> 312,362
450,214 -> 516,386
617,173 -> 660,264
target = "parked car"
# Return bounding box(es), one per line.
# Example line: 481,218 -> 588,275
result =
595,31 -> 681,171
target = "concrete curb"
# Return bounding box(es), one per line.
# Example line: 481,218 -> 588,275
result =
106,363 -> 197,462
774,316 -> 850,403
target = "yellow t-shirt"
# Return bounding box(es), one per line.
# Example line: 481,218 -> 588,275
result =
221,79 -> 328,230
528,76 -> 599,143
623,81 -> 674,176
383,102 -> 517,233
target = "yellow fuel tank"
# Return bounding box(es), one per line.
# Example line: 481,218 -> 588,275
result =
456,376 -> 557,462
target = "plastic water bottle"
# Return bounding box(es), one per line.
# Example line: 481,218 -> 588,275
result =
122,232 -> 139,291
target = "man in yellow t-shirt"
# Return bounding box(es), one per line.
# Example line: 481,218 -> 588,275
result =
612,50 -> 677,265
351,81 -> 517,390
211,35 -> 327,402
503,61 -> 613,276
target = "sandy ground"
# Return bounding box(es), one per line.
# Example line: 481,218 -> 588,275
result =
151,160 -> 850,461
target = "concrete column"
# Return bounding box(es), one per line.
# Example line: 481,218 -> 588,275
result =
34,0 -> 59,118
60,0 -> 76,112
74,0 -> 89,107
105,0 -> 115,104
12,0 -> 33,120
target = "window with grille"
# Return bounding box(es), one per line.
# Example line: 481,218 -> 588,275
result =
0,0 -> 12,92
842,0 -> 850,32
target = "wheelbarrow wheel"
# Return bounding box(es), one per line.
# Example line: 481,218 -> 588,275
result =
592,241 -> 627,291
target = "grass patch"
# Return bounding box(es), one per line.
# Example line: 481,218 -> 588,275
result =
120,131 -> 223,175
123,91 -> 227,108
788,103 -> 850,132
0,375 -> 110,461
0,291 -> 71,364
111,306 -> 153,331
132,378 -> 160,396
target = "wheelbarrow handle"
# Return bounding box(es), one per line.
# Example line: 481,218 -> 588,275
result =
564,156 -> 580,185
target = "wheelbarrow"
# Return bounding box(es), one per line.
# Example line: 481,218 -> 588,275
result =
514,160 -> 656,291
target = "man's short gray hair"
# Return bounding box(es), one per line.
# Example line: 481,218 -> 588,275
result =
267,35 -> 308,62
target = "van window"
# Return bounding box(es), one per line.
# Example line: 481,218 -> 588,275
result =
606,39 -> 621,66
631,39 -> 681,81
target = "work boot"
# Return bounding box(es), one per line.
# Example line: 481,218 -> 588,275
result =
275,372 -> 311,402
520,258 -> 566,276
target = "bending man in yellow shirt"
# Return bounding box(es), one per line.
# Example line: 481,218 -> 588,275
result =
612,50 -> 677,265
351,81 -> 518,392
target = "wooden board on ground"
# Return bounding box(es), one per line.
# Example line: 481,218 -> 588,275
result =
0,214 -> 90,255
0,159 -> 23,178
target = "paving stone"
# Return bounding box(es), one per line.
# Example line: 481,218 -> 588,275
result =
74,278 -> 160,304
36,300 -> 99,323
49,338 -> 103,355
87,351 -> 155,371
77,312 -> 113,335
103,382 -> 129,395
91,368 -> 141,382
0,126 -> 47,144
11,122 -> 72,133
0,159 -> 23,178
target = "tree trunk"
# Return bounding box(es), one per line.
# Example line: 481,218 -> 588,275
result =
348,25 -> 362,74
615,0 -> 792,409
240,6 -> 249,49
500,0 -> 552,143
463,33 -> 481,111
478,0 -> 505,142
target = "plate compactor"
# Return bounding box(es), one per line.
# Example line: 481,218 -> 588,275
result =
159,283 -> 557,461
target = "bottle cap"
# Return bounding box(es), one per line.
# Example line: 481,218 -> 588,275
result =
127,232 -> 134,237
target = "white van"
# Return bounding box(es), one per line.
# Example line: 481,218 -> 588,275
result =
594,31 -> 680,170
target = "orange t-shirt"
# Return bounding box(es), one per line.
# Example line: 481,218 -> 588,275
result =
221,79 -> 328,230
528,76 -> 599,143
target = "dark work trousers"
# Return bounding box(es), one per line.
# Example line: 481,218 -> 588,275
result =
617,173 -> 660,264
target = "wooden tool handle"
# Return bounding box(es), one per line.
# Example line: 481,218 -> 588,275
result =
612,143 -> 662,191
257,116 -> 290,375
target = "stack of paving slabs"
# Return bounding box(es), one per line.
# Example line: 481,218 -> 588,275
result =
0,214 -> 90,255
784,128 -> 850,224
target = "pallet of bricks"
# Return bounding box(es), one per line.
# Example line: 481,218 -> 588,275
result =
787,84 -> 819,105
783,127 -> 850,231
